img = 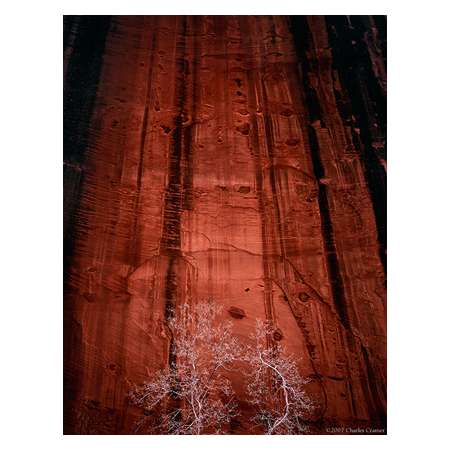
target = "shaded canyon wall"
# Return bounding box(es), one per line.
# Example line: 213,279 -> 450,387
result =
63,15 -> 387,434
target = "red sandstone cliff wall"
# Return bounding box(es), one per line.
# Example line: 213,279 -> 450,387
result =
63,15 -> 386,434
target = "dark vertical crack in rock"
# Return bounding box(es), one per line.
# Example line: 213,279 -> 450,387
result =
239,16 -> 276,326
63,16 -> 110,270
131,19 -> 157,267
160,18 -> 187,258
325,16 -> 387,273
63,16 -> 110,434
290,16 -> 350,330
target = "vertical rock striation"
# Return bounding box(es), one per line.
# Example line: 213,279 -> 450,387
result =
64,15 -> 386,434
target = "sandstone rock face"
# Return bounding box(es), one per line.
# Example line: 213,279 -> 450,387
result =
64,15 -> 386,434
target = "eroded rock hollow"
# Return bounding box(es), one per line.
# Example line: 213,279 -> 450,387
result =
64,15 -> 386,434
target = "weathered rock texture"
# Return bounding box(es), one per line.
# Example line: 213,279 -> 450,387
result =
64,15 -> 386,434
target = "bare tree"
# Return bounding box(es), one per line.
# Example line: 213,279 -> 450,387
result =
129,302 -> 242,434
244,320 -> 314,435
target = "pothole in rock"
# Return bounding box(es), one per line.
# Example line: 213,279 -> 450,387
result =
236,123 -> 250,135
228,306 -> 246,319
298,292 -> 311,302
280,108 -> 294,117
273,328 -> 283,341
238,186 -> 251,194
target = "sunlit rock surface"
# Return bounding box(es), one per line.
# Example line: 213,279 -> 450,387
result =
64,15 -> 386,434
